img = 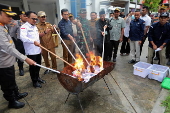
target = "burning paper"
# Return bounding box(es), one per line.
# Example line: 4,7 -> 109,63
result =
72,51 -> 103,82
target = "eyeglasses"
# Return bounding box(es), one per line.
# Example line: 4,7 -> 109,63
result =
31,18 -> 38,21
41,16 -> 47,18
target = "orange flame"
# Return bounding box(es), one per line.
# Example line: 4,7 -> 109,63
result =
73,51 -> 103,81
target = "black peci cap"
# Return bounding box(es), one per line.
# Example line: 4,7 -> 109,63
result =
99,10 -> 105,15
160,12 -> 169,17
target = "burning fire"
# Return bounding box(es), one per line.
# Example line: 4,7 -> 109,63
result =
73,51 -> 103,81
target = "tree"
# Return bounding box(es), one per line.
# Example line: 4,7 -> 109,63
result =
142,0 -> 162,12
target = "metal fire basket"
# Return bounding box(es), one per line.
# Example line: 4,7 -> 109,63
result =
57,61 -> 115,112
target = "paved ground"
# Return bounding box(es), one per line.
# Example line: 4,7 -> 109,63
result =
0,40 -> 169,113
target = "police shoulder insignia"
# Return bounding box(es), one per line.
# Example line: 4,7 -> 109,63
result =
4,29 -> 8,33
9,40 -> 13,44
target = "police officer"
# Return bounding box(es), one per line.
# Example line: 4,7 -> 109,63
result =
20,11 -> 45,88
8,11 -> 27,76
36,11 -> 57,75
0,3 -> 35,108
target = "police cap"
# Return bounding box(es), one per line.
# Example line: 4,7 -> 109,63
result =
0,3 -> 17,16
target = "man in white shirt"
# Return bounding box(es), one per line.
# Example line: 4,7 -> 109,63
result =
20,11 -> 45,88
140,6 -> 151,55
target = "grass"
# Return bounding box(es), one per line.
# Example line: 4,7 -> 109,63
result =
162,92 -> 170,113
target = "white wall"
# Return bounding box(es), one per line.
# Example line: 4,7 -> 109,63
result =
56,0 -> 71,23
28,1 -> 57,24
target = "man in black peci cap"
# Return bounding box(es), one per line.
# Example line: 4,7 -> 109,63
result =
147,12 -> 170,65
0,3 -> 36,109
96,10 -> 112,61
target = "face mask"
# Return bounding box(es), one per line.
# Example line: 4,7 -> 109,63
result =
131,15 -> 135,20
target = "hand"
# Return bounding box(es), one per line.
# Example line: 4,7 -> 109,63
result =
101,32 -> 105,36
159,45 -> 164,50
34,41 -> 41,47
138,41 -> 142,45
45,27 -> 51,34
69,35 -> 74,41
128,39 -> 130,42
119,38 -> 123,42
153,45 -> 157,50
25,58 -> 36,65
77,22 -> 82,28
53,24 -> 57,28
103,25 -> 107,29
90,37 -> 93,42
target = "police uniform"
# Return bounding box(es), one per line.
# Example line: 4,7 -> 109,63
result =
20,17 -> 42,87
36,11 -> 57,72
0,3 -> 28,109
7,11 -> 26,76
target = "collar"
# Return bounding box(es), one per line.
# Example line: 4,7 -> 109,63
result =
158,22 -> 167,27
38,22 -> 47,26
62,18 -> 69,22
141,14 -> 148,18
0,23 -> 5,26
26,22 -> 35,28
90,18 -> 98,22
113,17 -> 120,20
134,19 -> 140,21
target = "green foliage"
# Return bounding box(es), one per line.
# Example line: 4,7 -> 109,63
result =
161,92 -> 170,113
143,0 -> 161,12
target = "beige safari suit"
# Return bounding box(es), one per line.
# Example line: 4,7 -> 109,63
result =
36,22 -> 57,70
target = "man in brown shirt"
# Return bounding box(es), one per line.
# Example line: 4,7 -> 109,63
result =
36,11 -> 57,74
89,12 -> 98,54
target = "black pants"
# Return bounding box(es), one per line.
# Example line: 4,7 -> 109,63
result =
140,35 -> 147,55
109,40 -> 120,59
0,65 -> 19,101
166,41 -> 170,58
120,36 -> 130,54
16,39 -> 25,70
97,40 -> 111,60
27,54 -> 41,83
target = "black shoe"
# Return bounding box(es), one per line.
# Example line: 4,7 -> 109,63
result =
167,61 -> 170,66
19,69 -> 24,76
16,92 -> 28,100
8,100 -> 25,109
154,57 -> 159,60
33,82 -> 42,88
113,58 -> 116,62
44,70 -> 50,75
128,59 -> 136,64
38,78 -> 46,84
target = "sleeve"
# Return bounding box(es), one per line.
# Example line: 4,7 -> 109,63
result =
0,31 -> 27,61
148,25 -> 154,41
140,21 -> 145,40
145,17 -> 151,26
20,25 -> 35,43
164,25 -> 170,44
9,21 -> 18,39
58,21 -> 69,36
95,20 -> 102,33
107,19 -> 112,30
121,18 -> 126,28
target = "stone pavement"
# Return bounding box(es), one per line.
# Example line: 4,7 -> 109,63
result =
0,40 -> 169,113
